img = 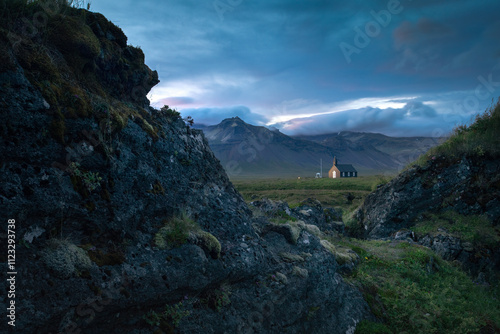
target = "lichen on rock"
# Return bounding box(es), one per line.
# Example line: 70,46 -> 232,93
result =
40,239 -> 92,279
320,239 -> 358,265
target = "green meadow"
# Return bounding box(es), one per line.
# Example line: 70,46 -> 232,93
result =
232,175 -> 393,214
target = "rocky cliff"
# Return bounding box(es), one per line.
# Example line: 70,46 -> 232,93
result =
352,108 -> 500,283
354,156 -> 500,239
0,3 -> 372,333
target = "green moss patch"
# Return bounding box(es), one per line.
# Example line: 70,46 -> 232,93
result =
190,230 -> 221,259
154,213 -> 221,259
413,211 -> 500,248
344,240 -> 500,333
292,266 -> 308,278
48,15 -> 100,71
320,239 -> 358,265
144,301 -> 190,332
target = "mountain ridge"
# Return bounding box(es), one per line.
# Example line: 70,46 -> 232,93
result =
198,117 -> 445,178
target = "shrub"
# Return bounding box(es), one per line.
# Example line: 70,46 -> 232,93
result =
199,285 -> 232,312
159,105 -> 181,120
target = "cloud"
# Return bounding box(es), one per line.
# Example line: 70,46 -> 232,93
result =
89,0 -> 500,137
156,97 -> 195,107
402,101 -> 437,117
266,96 -> 415,124
272,102 -> 464,137
179,106 -> 267,126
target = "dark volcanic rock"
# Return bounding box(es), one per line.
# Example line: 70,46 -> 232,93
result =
354,156 -> 500,239
250,198 -> 345,236
352,153 -> 500,283
0,6 -> 372,333
292,198 -> 345,235
419,232 -> 500,283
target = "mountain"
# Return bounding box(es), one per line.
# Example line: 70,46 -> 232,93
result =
200,118 -> 444,178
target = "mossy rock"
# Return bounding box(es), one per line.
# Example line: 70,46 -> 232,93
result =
303,223 -> 321,237
292,266 -> 309,278
63,85 -> 92,118
48,15 -> 101,73
14,42 -> 60,81
137,116 -> 159,140
279,252 -> 306,263
0,30 -> 16,72
40,239 -> 92,279
50,114 -> 66,144
86,12 -> 128,47
334,249 -> 358,265
320,239 -> 358,265
155,225 -> 185,250
320,239 -> 336,254
266,223 -> 301,244
153,214 -> 220,258
190,231 -> 221,259
148,180 -> 165,195
275,272 -> 288,284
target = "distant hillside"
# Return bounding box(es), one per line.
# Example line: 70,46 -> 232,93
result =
200,117 -> 443,178
298,131 -> 445,167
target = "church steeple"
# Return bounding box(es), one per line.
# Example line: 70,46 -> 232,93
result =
333,156 -> 337,166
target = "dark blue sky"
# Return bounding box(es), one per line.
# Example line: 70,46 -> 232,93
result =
90,0 -> 500,136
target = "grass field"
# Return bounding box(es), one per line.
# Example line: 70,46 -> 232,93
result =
232,175 -> 393,214
342,239 -> 500,334
233,174 -> 500,333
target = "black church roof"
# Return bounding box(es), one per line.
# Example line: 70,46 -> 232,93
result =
336,164 -> 357,173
